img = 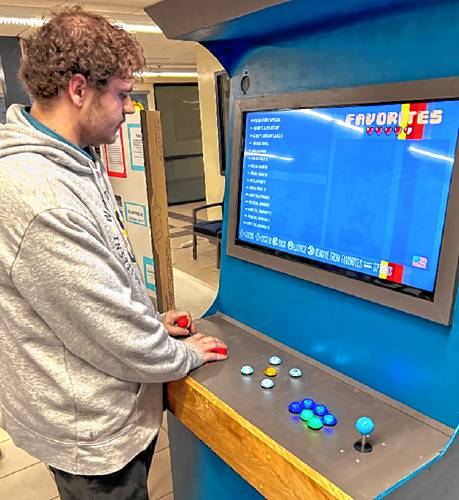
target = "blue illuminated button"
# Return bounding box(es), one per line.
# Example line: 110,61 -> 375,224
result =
300,409 -> 314,422
302,398 -> 315,410
355,417 -> 375,436
269,356 -> 282,366
260,378 -> 275,389
323,414 -> 338,426
240,365 -> 254,376
288,402 -> 302,414
289,368 -> 303,378
314,404 -> 328,417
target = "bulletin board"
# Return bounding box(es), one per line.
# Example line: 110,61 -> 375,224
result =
102,111 -> 174,312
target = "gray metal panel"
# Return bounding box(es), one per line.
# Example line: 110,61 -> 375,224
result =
190,314 -> 452,500
384,429 -> 459,499
0,37 -> 30,108
226,77 -> 459,325
144,0 -> 287,39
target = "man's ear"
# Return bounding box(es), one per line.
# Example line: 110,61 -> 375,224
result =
68,74 -> 89,108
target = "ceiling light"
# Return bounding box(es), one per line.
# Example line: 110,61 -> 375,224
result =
0,16 -> 162,34
117,23 -> 162,34
0,17 -> 43,27
137,71 -> 198,78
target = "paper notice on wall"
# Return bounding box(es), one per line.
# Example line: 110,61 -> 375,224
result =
125,201 -> 148,226
103,127 -> 127,177
143,256 -> 156,292
128,124 -> 145,171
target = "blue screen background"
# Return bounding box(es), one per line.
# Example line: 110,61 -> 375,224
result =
238,100 -> 459,293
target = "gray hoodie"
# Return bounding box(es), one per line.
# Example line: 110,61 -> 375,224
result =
0,104 -> 202,474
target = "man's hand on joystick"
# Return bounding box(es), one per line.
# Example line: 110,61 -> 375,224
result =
162,310 -> 196,337
163,311 -> 229,358
176,315 -> 190,329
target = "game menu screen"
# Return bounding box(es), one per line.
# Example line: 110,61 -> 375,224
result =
237,100 -> 459,295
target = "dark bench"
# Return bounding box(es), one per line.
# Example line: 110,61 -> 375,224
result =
192,202 -> 223,268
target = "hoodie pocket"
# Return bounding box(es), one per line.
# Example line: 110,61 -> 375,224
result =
63,352 -> 140,445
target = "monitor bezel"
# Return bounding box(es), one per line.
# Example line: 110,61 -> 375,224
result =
226,77 -> 459,325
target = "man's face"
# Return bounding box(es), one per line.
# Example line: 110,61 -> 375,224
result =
79,77 -> 135,147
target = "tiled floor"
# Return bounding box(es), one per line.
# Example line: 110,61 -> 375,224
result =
0,202 -> 220,499
0,430 -> 58,500
0,413 -> 172,500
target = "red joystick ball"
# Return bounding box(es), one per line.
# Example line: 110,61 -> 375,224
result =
176,315 -> 189,329
212,347 -> 228,355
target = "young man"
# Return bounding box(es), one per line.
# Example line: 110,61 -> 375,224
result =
0,7 -> 227,499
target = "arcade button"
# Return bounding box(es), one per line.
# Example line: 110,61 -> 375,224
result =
260,378 -> 275,389
314,404 -> 328,417
288,402 -> 303,414
176,315 -> 189,329
264,367 -> 278,377
211,347 -> 228,355
269,356 -> 282,366
323,414 -> 338,426
308,417 -> 324,430
288,368 -> 303,378
299,409 -> 314,422
240,365 -> 254,376
354,416 -> 375,453
301,398 -> 315,410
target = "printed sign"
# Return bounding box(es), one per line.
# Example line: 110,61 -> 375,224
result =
124,201 -> 148,227
143,256 -> 156,292
103,127 -> 127,177
128,123 -> 145,171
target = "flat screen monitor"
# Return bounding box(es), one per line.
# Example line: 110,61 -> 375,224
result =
227,78 -> 459,325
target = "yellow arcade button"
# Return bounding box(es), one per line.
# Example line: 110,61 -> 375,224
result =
264,367 -> 278,377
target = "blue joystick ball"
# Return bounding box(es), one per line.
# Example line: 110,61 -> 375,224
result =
355,416 -> 375,435
288,402 -> 303,414
323,414 -> 337,426
302,398 -> 315,410
314,404 -> 328,417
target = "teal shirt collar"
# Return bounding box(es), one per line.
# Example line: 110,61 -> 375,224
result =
22,107 -> 93,160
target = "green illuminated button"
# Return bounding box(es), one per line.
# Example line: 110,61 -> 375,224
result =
300,409 -> 314,422
308,417 -> 324,430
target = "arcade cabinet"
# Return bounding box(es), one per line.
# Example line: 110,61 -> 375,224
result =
146,1 -> 459,498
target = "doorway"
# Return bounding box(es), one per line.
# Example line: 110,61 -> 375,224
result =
154,83 -> 206,205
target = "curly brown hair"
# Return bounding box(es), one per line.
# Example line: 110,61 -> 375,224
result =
20,6 -> 145,102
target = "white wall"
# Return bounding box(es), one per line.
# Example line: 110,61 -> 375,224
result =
195,45 -> 225,220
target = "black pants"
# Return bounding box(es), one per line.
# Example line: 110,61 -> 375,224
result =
50,438 -> 157,500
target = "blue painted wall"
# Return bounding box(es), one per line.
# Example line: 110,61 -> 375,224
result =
210,1 -> 459,428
